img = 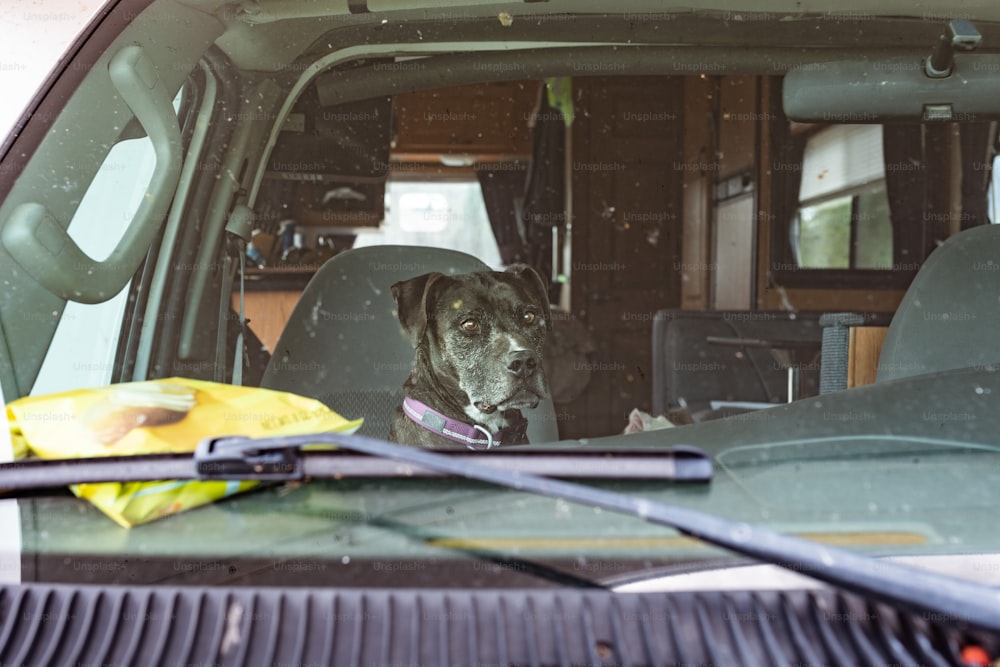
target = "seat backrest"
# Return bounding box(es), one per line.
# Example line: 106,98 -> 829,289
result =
260,245 -> 559,443
877,224 -> 1000,382
651,309 -> 823,417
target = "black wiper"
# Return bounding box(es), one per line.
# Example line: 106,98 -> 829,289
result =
0,441 -> 712,492
3,433 -> 1000,633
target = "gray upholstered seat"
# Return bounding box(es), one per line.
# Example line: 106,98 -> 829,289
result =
260,245 -> 559,443
877,224 -> 1000,383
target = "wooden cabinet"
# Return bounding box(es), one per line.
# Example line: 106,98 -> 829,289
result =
232,290 -> 302,353
263,177 -> 384,229
392,81 -> 541,160
848,326 -> 890,388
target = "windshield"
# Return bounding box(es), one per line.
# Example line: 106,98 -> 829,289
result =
2,0 -> 1000,592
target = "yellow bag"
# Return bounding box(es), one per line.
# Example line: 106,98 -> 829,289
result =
7,377 -> 363,527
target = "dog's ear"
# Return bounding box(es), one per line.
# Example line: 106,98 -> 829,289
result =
505,263 -> 553,332
391,272 -> 447,347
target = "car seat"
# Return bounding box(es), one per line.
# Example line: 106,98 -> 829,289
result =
260,245 -> 560,443
651,310 -> 824,420
877,223 -> 1000,382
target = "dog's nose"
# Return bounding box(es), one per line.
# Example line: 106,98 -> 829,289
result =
506,350 -> 539,379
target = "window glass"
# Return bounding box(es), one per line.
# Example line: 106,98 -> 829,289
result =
398,192 -> 450,232
796,183 -> 892,269
853,186 -> 893,268
353,179 -> 503,267
793,125 -> 893,270
797,196 -> 851,268
988,153 -> 1000,224
32,94 -> 183,395
799,125 -> 884,201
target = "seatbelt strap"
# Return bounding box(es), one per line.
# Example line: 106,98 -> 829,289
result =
232,248 -> 248,386
219,204 -> 255,385
214,249 -> 237,383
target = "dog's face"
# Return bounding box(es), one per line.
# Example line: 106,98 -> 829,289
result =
391,264 -> 551,422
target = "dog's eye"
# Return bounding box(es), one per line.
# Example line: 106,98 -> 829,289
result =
460,318 -> 480,332
522,311 -> 537,325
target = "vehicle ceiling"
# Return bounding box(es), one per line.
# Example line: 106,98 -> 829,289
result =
173,0 -> 1000,74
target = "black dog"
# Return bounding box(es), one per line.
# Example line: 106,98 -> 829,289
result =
388,264 -> 551,449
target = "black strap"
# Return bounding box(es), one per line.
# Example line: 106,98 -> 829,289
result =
214,249 -> 238,383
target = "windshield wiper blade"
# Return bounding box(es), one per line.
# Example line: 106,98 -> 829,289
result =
0,440 -> 712,493
209,433 -> 1000,634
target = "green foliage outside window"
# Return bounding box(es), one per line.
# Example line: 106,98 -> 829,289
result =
797,183 -> 892,270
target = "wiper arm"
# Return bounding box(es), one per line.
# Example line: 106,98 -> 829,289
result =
216,433 -> 1000,634
3,432 -> 999,634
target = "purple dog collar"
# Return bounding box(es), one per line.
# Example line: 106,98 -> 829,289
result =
402,396 -> 505,450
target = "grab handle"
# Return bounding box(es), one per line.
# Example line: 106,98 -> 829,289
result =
1,45 -> 182,304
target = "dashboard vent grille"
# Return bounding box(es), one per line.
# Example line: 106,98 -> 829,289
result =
0,584 -> 989,666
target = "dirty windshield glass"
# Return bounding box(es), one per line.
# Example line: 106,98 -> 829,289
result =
1,1 -> 999,593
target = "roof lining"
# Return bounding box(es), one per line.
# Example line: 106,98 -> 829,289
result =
212,11 -> 1000,73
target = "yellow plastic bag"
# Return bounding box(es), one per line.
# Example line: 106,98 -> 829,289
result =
7,377 -> 363,527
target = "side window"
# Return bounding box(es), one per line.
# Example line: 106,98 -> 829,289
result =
768,120 -> 924,290
793,125 -> 892,270
31,93 -> 184,395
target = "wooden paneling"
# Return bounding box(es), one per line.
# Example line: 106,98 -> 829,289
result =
564,76 -> 684,438
848,326 -> 890,388
755,77 -> 776,310
717,76 -> 758,177
232,291 -> 302,353
680,76 -> 715,310
393,81 -> 541,158
760,286 -> 905,312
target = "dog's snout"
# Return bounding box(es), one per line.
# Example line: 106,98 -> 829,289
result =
506,350 -> 539,378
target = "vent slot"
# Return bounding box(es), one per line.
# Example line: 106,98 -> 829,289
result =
0,584 -> 991,666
